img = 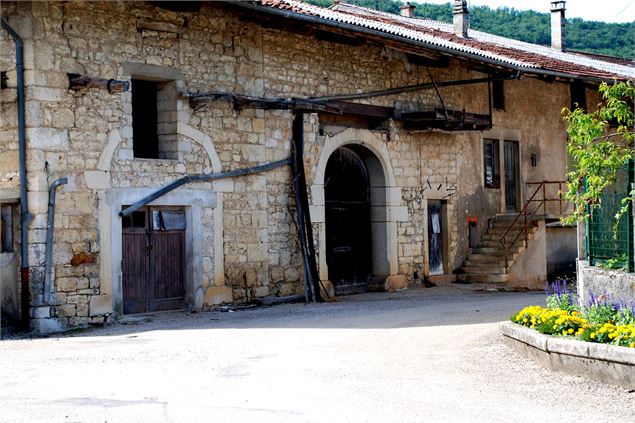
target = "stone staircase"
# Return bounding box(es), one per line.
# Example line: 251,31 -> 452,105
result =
456,215 -> 541,284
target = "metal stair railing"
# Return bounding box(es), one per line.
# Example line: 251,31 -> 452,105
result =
499,180 -> 568,267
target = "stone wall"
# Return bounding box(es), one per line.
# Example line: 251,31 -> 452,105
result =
0,1 -> 575,330
577,260 -> 635,306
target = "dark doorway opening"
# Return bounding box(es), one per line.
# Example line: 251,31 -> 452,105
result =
504,141 -> 520,212
122,206 -> 186,314
325,147 -> 372,294
428,200 -> 445,275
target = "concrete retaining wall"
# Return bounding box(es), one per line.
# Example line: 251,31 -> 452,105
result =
577,260 -> 635,306
500,321 -> 635,389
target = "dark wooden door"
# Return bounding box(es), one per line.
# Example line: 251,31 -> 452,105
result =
325,147 -> 372,295
122,207 -> 186,314
428,201 -> 443,275
504,141 -> 519,212
150,230 -> 185,311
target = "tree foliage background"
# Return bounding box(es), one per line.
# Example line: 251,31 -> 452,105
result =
562,82 -> 634,225
307,0 -> 634,59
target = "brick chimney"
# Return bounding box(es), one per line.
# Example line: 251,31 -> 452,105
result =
400,2 -> 416,18
550,1 -> 566,51
453,0 -> 469,38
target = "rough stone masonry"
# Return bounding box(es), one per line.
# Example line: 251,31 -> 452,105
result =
0,1 -> 574,332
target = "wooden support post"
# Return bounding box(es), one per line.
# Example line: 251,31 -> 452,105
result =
291,113 -> 321,303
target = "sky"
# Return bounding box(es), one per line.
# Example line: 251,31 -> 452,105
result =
417,0 -> 635,23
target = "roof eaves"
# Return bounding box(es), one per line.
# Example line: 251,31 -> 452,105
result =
225,1 -> 615,84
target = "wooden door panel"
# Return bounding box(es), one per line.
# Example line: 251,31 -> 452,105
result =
122,232 -> 149,314
150,230 -> 185,312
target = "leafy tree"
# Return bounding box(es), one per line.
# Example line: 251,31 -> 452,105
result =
562,82 -> 634,225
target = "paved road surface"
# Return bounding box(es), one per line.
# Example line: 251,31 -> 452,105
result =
1,286 -> 633,422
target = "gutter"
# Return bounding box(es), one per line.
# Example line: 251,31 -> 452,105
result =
1,18 -> 32,330
44,177 -> 68,305
224,1 -> 613,84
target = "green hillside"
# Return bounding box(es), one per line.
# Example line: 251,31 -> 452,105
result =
307,0 -> 634,59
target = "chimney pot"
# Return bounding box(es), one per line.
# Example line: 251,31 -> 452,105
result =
400,2 -> 416,18
550,1 -> 566,51
452,0 -> 469,38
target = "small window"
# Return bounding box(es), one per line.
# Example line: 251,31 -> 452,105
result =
492,80 -> 505,110
1,71 -> 8,89
122,210 -> 147,229
1,204 -> 14,253
131,79 -> 178,159
483,139 -> 500,188
570,81 -> 586,112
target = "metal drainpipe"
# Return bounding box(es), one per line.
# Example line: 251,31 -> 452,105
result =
44,178 -> 68,305
1,18 -> 32,330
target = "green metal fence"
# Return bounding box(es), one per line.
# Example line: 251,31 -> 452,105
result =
586,160 -> 634,272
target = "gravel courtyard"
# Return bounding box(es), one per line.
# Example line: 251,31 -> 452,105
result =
1,286 -> 633,423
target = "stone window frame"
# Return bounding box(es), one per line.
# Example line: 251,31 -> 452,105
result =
0,193 -> 19,254
122,63 -> 189,163
483,138 -> 500,189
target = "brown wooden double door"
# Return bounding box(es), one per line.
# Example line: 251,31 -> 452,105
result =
122,207 -> 186,314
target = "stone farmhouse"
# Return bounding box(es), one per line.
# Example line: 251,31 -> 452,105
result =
1,0 -> 633,333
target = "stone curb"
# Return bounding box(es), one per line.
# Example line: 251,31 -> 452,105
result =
499,321 -> 635,389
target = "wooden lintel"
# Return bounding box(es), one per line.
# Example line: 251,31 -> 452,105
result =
68,74 -> 129,93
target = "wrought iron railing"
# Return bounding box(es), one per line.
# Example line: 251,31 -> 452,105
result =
499,181 -> 569,267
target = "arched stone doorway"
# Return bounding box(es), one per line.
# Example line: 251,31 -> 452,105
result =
323,144 -> 391,294
310,128 -> 408,296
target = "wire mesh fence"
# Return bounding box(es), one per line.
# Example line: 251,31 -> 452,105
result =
586,161 -> 634,272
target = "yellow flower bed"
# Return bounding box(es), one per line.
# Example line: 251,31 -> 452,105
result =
511,306 -> 635,348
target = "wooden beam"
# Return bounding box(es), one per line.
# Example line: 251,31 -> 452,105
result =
406,53 -> 449,68
316,29 -> 365,46
328,101 -> 395,118
68,74 -> 129,93
400,108 -> 491,131
186,92 -> 344,114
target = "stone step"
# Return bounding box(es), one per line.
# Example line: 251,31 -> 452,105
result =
460,265 -> 507,274
494,213 -> 546,222
427,274 -> 456,284
486,226 -> 538,235
469,245 -> 522,255
456,273 -> 509,283
464,259 -> 507,267
479,239 -> 528,247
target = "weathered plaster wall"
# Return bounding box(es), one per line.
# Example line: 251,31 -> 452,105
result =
508,222 -> 547,289
546,224 -> 577,278
0,1 -> 575,329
